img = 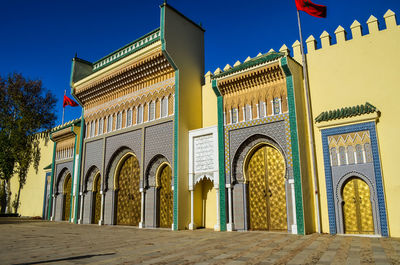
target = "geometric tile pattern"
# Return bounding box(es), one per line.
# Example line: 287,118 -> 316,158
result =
224,113 -> 293,182
321,122 -> 388,236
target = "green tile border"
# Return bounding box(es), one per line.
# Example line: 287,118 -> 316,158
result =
280,56 -> 305,235
212,79 -> 227,231
160,5 -> 179,230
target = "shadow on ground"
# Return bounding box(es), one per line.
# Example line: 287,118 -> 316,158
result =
13,253 -> 115,265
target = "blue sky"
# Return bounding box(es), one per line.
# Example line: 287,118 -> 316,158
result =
1,0 -> 399,125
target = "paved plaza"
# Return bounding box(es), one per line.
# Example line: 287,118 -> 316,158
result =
0,218 -> 399,265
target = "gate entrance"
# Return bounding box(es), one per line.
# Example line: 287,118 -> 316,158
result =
247,144 -> 287,231
63,174 -> 72,221
158,164 -> 173,228
116,155 -> 141,226
342,177 -> 374,234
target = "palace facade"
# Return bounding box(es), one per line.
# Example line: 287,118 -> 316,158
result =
12,3 -> 400,237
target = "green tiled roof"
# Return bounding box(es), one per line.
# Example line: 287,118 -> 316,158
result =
212,52 -> 285,79
51,118 -> 81,133
43,164 -> 52,170
92,28 -> 161,72
315,102 -> 377,123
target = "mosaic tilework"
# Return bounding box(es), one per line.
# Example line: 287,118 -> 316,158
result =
321,122 -> 388,236
224,113 -> 293,183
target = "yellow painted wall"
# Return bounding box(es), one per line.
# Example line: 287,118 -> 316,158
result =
10,137 -> 54,217
295,11 -> 400,237
163,4 -> 204,229
201,72 -> 218,128
193,179 -> 217,229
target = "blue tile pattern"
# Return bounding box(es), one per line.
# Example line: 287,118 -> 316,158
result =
321,122 -> 388,236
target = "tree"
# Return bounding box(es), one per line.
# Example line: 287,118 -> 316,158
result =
0,73 -> 56,213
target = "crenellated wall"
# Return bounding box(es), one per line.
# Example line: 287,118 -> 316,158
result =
290,9 -> 400,237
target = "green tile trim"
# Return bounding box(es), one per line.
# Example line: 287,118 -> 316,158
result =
212,79 -> 227,231
47,142 -> 57,220
315,102 -> 377,123
212,52 -> 284,79
161,5 -> 179,230
92,28 -> 161,72
280,56 -> 305,235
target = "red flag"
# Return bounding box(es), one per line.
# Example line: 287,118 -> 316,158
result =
295,0 -> 327,18
63,95 -> 78,107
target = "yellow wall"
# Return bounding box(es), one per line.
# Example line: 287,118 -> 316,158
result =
163,4 -> 205,229
10,137 -> 54,217
201,72 -> 218,128
193,179 -> 217,229
296,11 -> 400,237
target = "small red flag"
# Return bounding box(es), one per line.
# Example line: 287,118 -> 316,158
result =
63,95 -> 79,107
295,0 -> 327,18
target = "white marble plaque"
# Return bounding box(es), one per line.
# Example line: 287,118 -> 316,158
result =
194,134 -> 214,172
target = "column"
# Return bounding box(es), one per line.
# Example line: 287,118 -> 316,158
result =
50,194 -> 56,221
99,190 -> 104,225
78,192 -> 84,224
289,179 -> 297,234
189,188 -> 196,230
226,184 -> 234,231
214,187 -> 220,231
139,188 -> 145,228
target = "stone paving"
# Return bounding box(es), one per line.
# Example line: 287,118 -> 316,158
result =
0,218 -> 399,265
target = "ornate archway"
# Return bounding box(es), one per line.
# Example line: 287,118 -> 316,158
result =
245,143 -> 287,231
115,153 -> 141,226
342,177 -> 374,234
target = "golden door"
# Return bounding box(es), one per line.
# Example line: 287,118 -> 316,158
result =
159,165 -> 173,228
248,145 -> 287,231
342,178 -> 374,234
63,174 -> 72,221
92,175 -> 101,224
116,156 -> 141,226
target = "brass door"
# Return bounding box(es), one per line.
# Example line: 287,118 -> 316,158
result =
159,165 -> 173,228
92,175 -> 101,224
63,174 -> 72,221
342,178 -> 374,234
248,145 -> 287,231
116,156 -> 141,226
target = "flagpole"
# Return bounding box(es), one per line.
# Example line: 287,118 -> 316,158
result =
296,9 -> 321,234
62,89 -> 66,125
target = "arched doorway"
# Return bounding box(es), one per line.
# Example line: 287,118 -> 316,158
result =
115,154 -> 141,226
158,163 -> 173,228
193,178 -> 216,229
342,177 -> 374,234
92,173 -> 101,224
246,144 -> 287,231
63,174 -> 72,221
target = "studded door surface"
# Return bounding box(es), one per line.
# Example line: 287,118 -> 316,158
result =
266,147 -> 287,231
63,174 -> 72,221
248,145 -> 286,231
93,176 -> 101,224
116,156 -> 141,226
249,147 -> 268,230
343,178 -> 374,234
159,165 -> 173,228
